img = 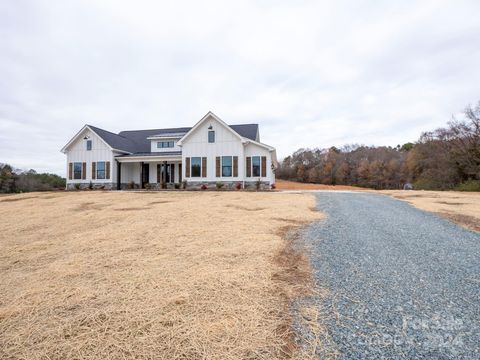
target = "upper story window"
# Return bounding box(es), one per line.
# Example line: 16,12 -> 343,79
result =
86,140 -> 92,151
157,141 -> 174,148
208,130 -> 215,143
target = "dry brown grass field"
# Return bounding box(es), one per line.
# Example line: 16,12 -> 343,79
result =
382,190 -> 480,232
0,191 -> 322,359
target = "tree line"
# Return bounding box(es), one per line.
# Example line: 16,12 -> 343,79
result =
277,101 -> 480,191
0,164 -> 66,193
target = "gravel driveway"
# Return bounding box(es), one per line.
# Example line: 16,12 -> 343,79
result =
302,192 -> 479,359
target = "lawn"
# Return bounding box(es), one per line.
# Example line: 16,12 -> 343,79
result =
0,191 -> 321,359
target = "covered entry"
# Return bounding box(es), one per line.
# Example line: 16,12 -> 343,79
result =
115,153 -> 182,189
156,162 -> 182,185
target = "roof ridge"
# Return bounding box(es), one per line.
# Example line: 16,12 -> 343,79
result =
119,126 -> 192,133
87,124 -> 131,140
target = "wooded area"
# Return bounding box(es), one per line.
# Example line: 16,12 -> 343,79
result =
0,164 -> 65,193
277,101 -> 480,191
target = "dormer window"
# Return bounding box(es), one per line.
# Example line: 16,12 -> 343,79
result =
208,130 -> 215,143
157,141 -> 174,148
86,140 -> 92,151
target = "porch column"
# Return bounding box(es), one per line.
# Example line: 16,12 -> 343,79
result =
163,161 -> 167,184
116,160 -> 121,190
140,161 -> 144,189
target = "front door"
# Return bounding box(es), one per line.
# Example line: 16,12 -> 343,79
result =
142,163 -> 149,188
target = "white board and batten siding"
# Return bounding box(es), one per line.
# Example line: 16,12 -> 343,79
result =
181,116 -> 244,182
181,115 -> 274,184
119,162 -> 141,184
244,142 -> 275,184
65,128 -> 115,184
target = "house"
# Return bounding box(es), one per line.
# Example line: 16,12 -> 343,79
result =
61,111 -> 277,190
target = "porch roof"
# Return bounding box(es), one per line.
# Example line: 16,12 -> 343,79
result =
115,151 -> 182,163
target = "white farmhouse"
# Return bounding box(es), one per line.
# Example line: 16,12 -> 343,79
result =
61,112 -> 277,190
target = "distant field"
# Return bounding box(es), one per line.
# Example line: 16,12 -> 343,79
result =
275,179 -> 366,191
382,190 -> 480,232
0,191 -> 322,359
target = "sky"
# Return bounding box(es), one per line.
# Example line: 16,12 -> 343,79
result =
1,0 -> 479,175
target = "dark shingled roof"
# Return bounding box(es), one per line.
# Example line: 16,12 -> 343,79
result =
87,125 -> 138,153
89,124 -> 259,154
117,127 -> 191,153
229,124 -> 259,142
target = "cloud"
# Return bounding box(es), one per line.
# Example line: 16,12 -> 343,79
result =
1,0 -> 479,175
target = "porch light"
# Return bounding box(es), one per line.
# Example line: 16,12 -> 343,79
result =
208,124 -> 213,129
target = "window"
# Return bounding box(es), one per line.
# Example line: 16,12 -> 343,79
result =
191,157 -> 201,177
252,156 -> 261,177
86,140 -> 92,151
73,162 -> 82,179
208,130 -> 215,143
96,161 -> 105,179
157,141 -> 174,148
222,156 -> 232,177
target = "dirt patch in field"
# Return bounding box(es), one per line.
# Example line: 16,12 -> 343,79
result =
272,226 -> 313,357
72,202 -> 108,212
0,191 -> 323,359
226,204 -> 267,211
436,212 -> 480,232
148,200 -> 172,205
382,190 -> 480,232
113,207 -> 152,211
273,218 -> 306,225
0,196 -> 39,202
435,201 -> 465,206
275,179 -> 367,191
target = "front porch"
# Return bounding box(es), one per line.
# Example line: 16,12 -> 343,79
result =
116,154 -> 182,189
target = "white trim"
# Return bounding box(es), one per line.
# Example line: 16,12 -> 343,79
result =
116,155 -> 182,163
147,135 -> 184,140
271,149 -> 278,168
177,111 -> 244,146
112,148 -> 131,154
242,138 -> 275,151
61,125 -> 91,153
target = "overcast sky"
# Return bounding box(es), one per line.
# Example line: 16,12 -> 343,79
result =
1,0 -> 479,175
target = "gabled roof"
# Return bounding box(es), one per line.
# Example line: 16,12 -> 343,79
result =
87,125 -> 137,153
62,116 -> 261,154
177,111 -> 258,146
61,124 -> 135,153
